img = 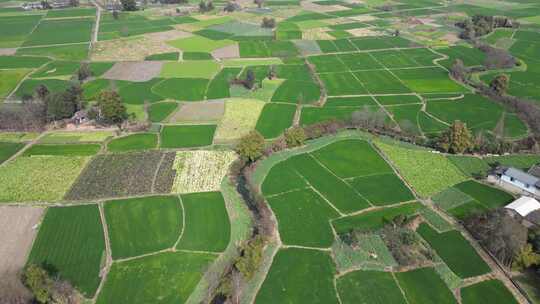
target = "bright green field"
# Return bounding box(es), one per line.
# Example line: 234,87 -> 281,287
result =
395,267 -> 457,304
105,195 -> 182,259
16,43 -> 90,61
167,35 -> 234,52
153,78 -> 209,101
96,251 -> 215,304
23,18 -> 94,46
349,173 -> 415,206
107,133 -> 158,153
337,270 -> 407,304
160,124 -> 216,148
454,180 -> 514,209
256,248 -> 339,304
266,188 -> 339,248
461,280 -> 518,304
159,60 -> 221,79
28,205 -> 105,297
176,191 -> 230,252
22,143 -> 100,156
312,139 -> 393,178
417,223 -> 490,278
0,69 -> 29,98
255,103 -> 296,138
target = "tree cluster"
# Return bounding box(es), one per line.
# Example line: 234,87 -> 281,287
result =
464,209 -> 528,267
96,90 -> 128,126
479,44 -> 517,69
261,17 -> 275,28
22,264 -> 77,304
223,1 -> 239,12
198,0 -> 214,12
456,15 -> 517,40
120,0 -> 138,11
437,120 -> 474,154
490,74 -> 510,95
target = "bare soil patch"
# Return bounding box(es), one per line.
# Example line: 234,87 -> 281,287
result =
0,48 -> 16,56
347,28 -> 383,37
301,1 -> 349,12
103,61 -> 163,82
91,30 -> 190,61
0,206 -> 44,274
212,44 -> 240,59
168,101 -> 225,123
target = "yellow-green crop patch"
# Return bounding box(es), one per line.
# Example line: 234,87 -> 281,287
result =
0,156 -> 89,202
214,98 -> 265,142
159,60 -> 221,79
167,35 -> 235,53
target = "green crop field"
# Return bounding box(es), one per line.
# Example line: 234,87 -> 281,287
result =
23,143 -> 100,156
461,280 -> 519,304
0,142 -> 24,164
395,267 -> 457,304
337,270 -> 407,304
0,156 -> 89,202
160,124 -> 216,148
105,195 -> 182,259
375,140 -> 467,197
256,248 -> 339,304
153,78 -> 209,101
267,188 -> 339,247
349,173 -> 414,206
312,140 -> 393,178
176,191 -> 230,252
96,251 -> 216,304
107,133 -> 158,152
333,201 -> 423,233
255,103 -> 296,138
28,205 -> 105,297
23,18 -> 94,46
417,223 -> 490,278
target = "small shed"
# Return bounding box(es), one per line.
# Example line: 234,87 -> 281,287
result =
505,197 -> 540,217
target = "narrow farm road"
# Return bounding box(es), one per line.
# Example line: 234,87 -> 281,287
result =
90,0 -> 102,44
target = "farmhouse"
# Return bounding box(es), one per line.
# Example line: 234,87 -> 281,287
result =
490,166 -> 540,197
505,196 -> 540,227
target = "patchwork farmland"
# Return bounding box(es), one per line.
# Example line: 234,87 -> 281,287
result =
1,0 -> 540,303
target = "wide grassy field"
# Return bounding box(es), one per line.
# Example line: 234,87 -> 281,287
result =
39,131 -> 114,143
176,191 -> 230,252
96,251 -> 216,304
107,133 -> 158,153
256,248 -> 339,304
337,270 -> 407,304
105,195 -> 182,259
28,205 -> 105,297
160,124 -> 216,148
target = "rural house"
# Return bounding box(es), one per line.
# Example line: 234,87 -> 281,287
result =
490,167 -> 540,197
505,196 -> 540,227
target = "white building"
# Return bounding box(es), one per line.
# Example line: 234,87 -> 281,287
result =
505,196 -> 540,217
491,167 -> 540,197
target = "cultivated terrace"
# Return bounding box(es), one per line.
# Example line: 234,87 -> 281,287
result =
1,0 -> 540,303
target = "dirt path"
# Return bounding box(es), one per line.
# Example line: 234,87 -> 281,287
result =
90,0 -> 102,44
93,202 -> 112,302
